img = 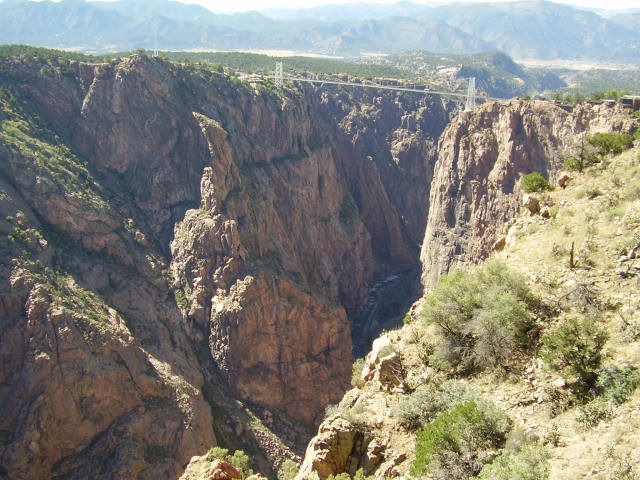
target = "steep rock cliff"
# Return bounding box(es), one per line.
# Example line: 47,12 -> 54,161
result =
420,100 -> 637,289
0,57 -> 216,477
296,135 -> 640,480
0,50 -> 447,476
168,71 -> 448,429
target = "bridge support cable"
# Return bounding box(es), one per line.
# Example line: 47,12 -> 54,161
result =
272,63 -> 481,106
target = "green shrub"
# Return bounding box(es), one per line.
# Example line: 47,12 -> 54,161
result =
351,358 -> 365,386
587,132 -> 634,157
392,379 -> 468,430
327,474 -> 351,480
352,469 -> 368,480
596,366 -> 640,405
206,446 -> 230,461
421,259 -> 537,373
562,156 -> 582,172
540,317 -> 608,399
206,447 -> 253,478
339,197 -> 357,226
585,187 -> 603,199
577,399 -> 612,429
521,172 -> 552,193
174,288 -> 189,310
393,386 -> 443,430
326,469 -> 369,480
229,450 -> 251,477
564,137 -> 601,172
477,442 -> 550,480
564,131 -> 634,169
277,459 -> 299,480
411,399 -> 510,479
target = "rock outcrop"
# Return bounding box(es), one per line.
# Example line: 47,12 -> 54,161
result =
0,151 -> 215,479
1,50 -> 448,477
5,49 -> 639,480
295,416 -> 361,480
294,332 -> 414,480
296,101 -> 640,480
168,70 -> 448,429
420,100 -> 637,289
0,53 -> 222,479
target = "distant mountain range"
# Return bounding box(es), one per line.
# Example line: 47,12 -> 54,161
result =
0,0 -> 638,63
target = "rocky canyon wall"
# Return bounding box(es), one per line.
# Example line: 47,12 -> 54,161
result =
0,55 -> 217,478
296,100 -> 639,480
420,100 -> 638,289
0,51 -> 447,477
4,50 -> 637,479
168,68 -> 448,427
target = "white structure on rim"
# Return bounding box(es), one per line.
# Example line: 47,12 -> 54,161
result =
275,61 -> 283,88
465,77 -> 476,112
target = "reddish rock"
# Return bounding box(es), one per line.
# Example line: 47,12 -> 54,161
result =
295,417 -> 359,480
558,173 -> 572,188
421,100 -> 635,290
523,194 -> 541,214
204,460 -> 242,480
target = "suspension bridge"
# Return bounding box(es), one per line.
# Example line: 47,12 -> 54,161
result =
269,62 -> 477,111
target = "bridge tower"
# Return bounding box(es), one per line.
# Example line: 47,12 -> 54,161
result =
465,77 -> 476,112
275,62 -> 283,88
153,25 -> 158,56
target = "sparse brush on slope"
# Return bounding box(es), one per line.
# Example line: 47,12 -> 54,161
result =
411,399 -> 510,479
540,317 -> 609,400
521,172 -> 553,193
563,131 -> 637,173
419,258 -> 539,373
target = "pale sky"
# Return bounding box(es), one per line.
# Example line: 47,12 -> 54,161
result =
182,0 -> 639,14
4,0 -> 636,12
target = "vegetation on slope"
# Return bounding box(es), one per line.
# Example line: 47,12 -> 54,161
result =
164,51 -> 405,80
419,259 -> 539,373
552,69 -> 640,99
2,44 -> 639,479
316,136 -> 640,480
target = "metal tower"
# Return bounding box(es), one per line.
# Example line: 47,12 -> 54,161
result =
275,62 -> 283,88
153,22 -> 159,56
465,77 -> 476,112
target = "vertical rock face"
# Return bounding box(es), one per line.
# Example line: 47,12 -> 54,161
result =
0,57 -> 217,477
420,100 -> 636,289
210,273 -> 353,425
0,263 -> 216,479
171,82 -> 447,427
1,51 -> 447,476
0,54 -> 228,478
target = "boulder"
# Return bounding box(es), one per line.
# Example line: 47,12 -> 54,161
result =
558,173 -> 572,188
295,417 -> 359,480
204,460 -> 242,480
522,194 -> 540,215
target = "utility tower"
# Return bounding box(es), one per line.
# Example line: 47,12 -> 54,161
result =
275,62 -> 283,88
465,77 -> 476,112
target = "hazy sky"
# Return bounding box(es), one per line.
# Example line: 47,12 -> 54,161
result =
183,0 -> 637,14
11,0 -> 635,12
5,0 -> 633,12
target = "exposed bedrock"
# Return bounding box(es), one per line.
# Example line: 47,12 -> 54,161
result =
420,100 -> 637,290
0,51 -> 449,478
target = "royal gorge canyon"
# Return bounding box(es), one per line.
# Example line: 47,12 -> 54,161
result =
0,52 -> 635,479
